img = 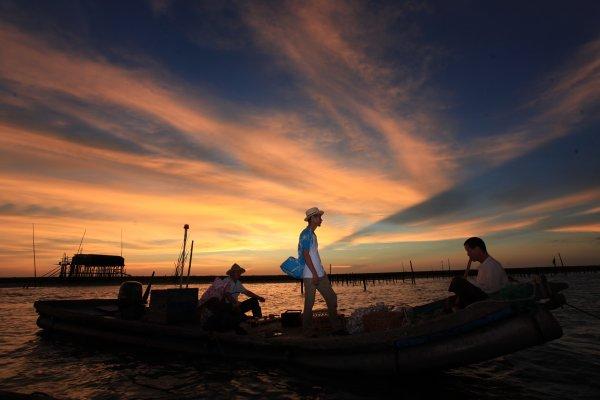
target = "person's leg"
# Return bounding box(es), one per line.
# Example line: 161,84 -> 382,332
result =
448,277 -> 488,308
199,297 -> 220,331
203,299 -> 234,331
238,297 -> 262,318
444,294 -> 458,312
316,275 -> 341,330
302,278 -> 317,333
220,301 -> 246,333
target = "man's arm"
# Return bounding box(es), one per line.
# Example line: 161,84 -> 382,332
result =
463,259 -> 472,278
243,288 -> 265,302
303,249 -> 320,285
475,263 -> 489,292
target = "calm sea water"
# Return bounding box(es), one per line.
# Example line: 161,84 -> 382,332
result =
0,274 -> 599,400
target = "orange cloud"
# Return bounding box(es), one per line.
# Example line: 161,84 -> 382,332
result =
549,224 -> 600,233
1,117 -> 427,275
0,20 -> 431,210
518,189 -> 600,215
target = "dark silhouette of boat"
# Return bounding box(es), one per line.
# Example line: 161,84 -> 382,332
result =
34,282 -> 568,374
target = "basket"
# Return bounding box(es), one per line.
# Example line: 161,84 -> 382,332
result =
362,311 -> 406,333
312,309 -> 346,332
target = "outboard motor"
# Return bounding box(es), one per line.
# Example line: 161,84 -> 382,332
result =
118,281 -> 145,320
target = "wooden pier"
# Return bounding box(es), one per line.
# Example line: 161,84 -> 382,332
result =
4,265 -> 600,288
328,265 -> 600,284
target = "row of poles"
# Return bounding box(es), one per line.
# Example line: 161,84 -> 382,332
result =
302,260 -> 419,293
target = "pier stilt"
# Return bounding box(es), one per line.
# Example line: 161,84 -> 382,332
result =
558,252 -> 565,267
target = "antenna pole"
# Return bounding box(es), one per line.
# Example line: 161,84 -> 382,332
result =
77,229 -> 86,254
32,223 -> 37,279
120,228 -> 123,257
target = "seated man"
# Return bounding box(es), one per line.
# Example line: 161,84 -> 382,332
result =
223,263 -> 265,320
198,277 -> 241,333
448,237 -> 508,309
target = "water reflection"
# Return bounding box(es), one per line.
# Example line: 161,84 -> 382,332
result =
0,275 -> 598,399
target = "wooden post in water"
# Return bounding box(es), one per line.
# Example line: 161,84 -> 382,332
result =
363,278 -> 367,291
178,224 -> 189,288
185,240 -> 194,288
30,224 -> 37,287
32,223 -> 37,284
401,261 -> 405,282
300,279 -> 304,294
409,260 -> 416,284
558,253 -> 565,267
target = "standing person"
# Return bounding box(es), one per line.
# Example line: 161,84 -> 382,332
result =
223,263 -> 265,319
448,237 -> 509,309
299,207 -> 344,336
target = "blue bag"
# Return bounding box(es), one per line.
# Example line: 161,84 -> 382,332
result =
280,256 -> 304,279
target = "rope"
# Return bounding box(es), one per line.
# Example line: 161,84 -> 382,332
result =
565,302 -> 600,320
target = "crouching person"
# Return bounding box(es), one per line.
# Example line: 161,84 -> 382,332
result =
198,263 -> 265,335
223,263 -> 265,320
198,274 -> 245,334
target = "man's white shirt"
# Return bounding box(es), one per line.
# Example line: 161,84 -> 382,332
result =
223,277 -> 246,301
302,231 -> 325,278
474,256 -> 508,293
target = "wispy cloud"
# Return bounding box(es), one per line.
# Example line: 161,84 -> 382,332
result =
456,37 -> 600,168
242,1 -> 456,191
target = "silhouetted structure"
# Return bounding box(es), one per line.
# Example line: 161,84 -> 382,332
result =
58,254 -> 125,278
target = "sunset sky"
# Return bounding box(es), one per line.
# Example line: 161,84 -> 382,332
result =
1,0 -> 599,277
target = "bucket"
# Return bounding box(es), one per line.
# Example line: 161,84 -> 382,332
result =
281,310 -> 302,327
118,281 -> 144,319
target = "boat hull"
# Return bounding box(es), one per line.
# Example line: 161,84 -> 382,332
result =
35,299 -> 562,374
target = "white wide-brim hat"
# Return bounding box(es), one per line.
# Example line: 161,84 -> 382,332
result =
304,207 -> 325,221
